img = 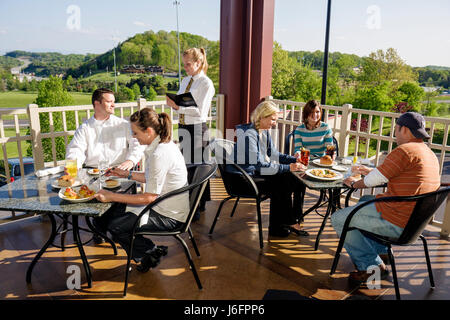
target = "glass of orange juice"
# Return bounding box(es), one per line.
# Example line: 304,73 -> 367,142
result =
66,159 -> 78,178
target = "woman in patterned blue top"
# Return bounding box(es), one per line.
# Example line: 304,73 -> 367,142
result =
294,100 -> 333,157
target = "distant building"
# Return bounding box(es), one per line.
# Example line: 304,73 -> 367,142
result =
352,67 -> 362,74
14,73 -> 45,82
421,86 -> 440,93
121,65 -> 164,75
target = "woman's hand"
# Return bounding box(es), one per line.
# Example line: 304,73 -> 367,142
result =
290,162 -> 307,172
94,189 -> 115,203
116,160 -> 134,171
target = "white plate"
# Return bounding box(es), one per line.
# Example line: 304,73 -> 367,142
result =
58,186 -> 97,203
103,179 -> 121,189
51,178 -> 83,189
87,169 -> 100,175
305,168 -> 343,181
332,165 -> 348,172
312,158 -> 337,167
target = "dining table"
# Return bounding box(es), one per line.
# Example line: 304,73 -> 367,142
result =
291,157 -> 372,251
0,168 -> 136,288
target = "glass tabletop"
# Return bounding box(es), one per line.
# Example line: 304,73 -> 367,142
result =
0,169 -> 135,217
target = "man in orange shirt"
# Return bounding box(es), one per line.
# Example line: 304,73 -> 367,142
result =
331,112 -> 440,285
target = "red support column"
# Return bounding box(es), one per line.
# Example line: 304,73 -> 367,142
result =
219,0 -> 274,132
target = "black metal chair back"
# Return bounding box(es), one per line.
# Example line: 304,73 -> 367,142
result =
208,138 -> 267,249
330,186 -> 450,300
397,189 -> 448,245
123,162 -> 217,296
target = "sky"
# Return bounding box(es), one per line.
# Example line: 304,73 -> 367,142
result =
0,0 -> 449,68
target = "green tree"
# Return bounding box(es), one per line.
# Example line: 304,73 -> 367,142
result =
292,65 -> 322,102
146,86 -> 157,101
26,76 -> 75,161
353,81 -> 395,112
396,81 -> 424,109
271,42 -> 296,100
131,83 -> 141,99
116,85 -> 135,102
358,48 -> 416,87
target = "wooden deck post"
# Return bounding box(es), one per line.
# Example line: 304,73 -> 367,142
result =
137,98 -> 146,110
339,103 -> 352,157
27,104 -> 45,170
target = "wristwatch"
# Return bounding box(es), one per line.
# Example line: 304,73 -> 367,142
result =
127,170 -> 133,180
351,180 -> 357,188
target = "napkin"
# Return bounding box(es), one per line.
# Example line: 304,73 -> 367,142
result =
340,158 -> 352,165
35,165 -> 65,177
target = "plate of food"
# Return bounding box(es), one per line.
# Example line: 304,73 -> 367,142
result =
103,179 -> 120,189
58,185 -> 97,203
312,155 -> 337,167
305,168 -> 343,181
51,175 -> 83,189
87,168 -> 100,175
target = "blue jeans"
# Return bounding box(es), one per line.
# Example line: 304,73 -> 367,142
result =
330,195 -> 404,271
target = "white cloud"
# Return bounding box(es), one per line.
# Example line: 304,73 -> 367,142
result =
0,29 -> 7,35
133,21 -> 150,28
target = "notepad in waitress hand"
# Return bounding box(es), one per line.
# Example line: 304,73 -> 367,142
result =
166,92 -> 197,107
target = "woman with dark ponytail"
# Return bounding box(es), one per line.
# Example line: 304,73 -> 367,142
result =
93,107 -> 189,272
166,47 -> 215,217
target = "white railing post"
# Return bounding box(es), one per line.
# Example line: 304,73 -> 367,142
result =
339,103 -> 353,157
137,97 -> 147,111
27,104 -> 45,170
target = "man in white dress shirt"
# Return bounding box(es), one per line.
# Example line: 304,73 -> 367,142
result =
66,88 -> 145,170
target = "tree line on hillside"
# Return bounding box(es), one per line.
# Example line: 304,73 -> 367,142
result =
65,30 -> 220,81
288,49 -> 450,89
271,43 -> 448,117
5,51 -> 98,76
0,56 -> 23,69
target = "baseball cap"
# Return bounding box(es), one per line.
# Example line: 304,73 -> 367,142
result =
396,112 -> 430,139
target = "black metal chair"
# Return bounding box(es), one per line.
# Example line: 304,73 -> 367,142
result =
208,138 -> 269,249
330,186 -> 450,300
123,162 -> 217,296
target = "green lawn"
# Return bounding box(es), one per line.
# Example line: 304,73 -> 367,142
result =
0,91 -> 92,108
0,128 -> 30,161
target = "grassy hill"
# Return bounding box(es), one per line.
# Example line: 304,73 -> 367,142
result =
0,91 -> 92,108
66,30 -> 219,80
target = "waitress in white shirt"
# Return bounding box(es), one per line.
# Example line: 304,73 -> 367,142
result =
167,47 -> 215,214
94,108 -> 190,273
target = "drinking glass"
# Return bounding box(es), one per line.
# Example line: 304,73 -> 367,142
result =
300,148 -> 310,166
325,145 -> 336,160
98,159 -> 109,188
65,159 -> 78,178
